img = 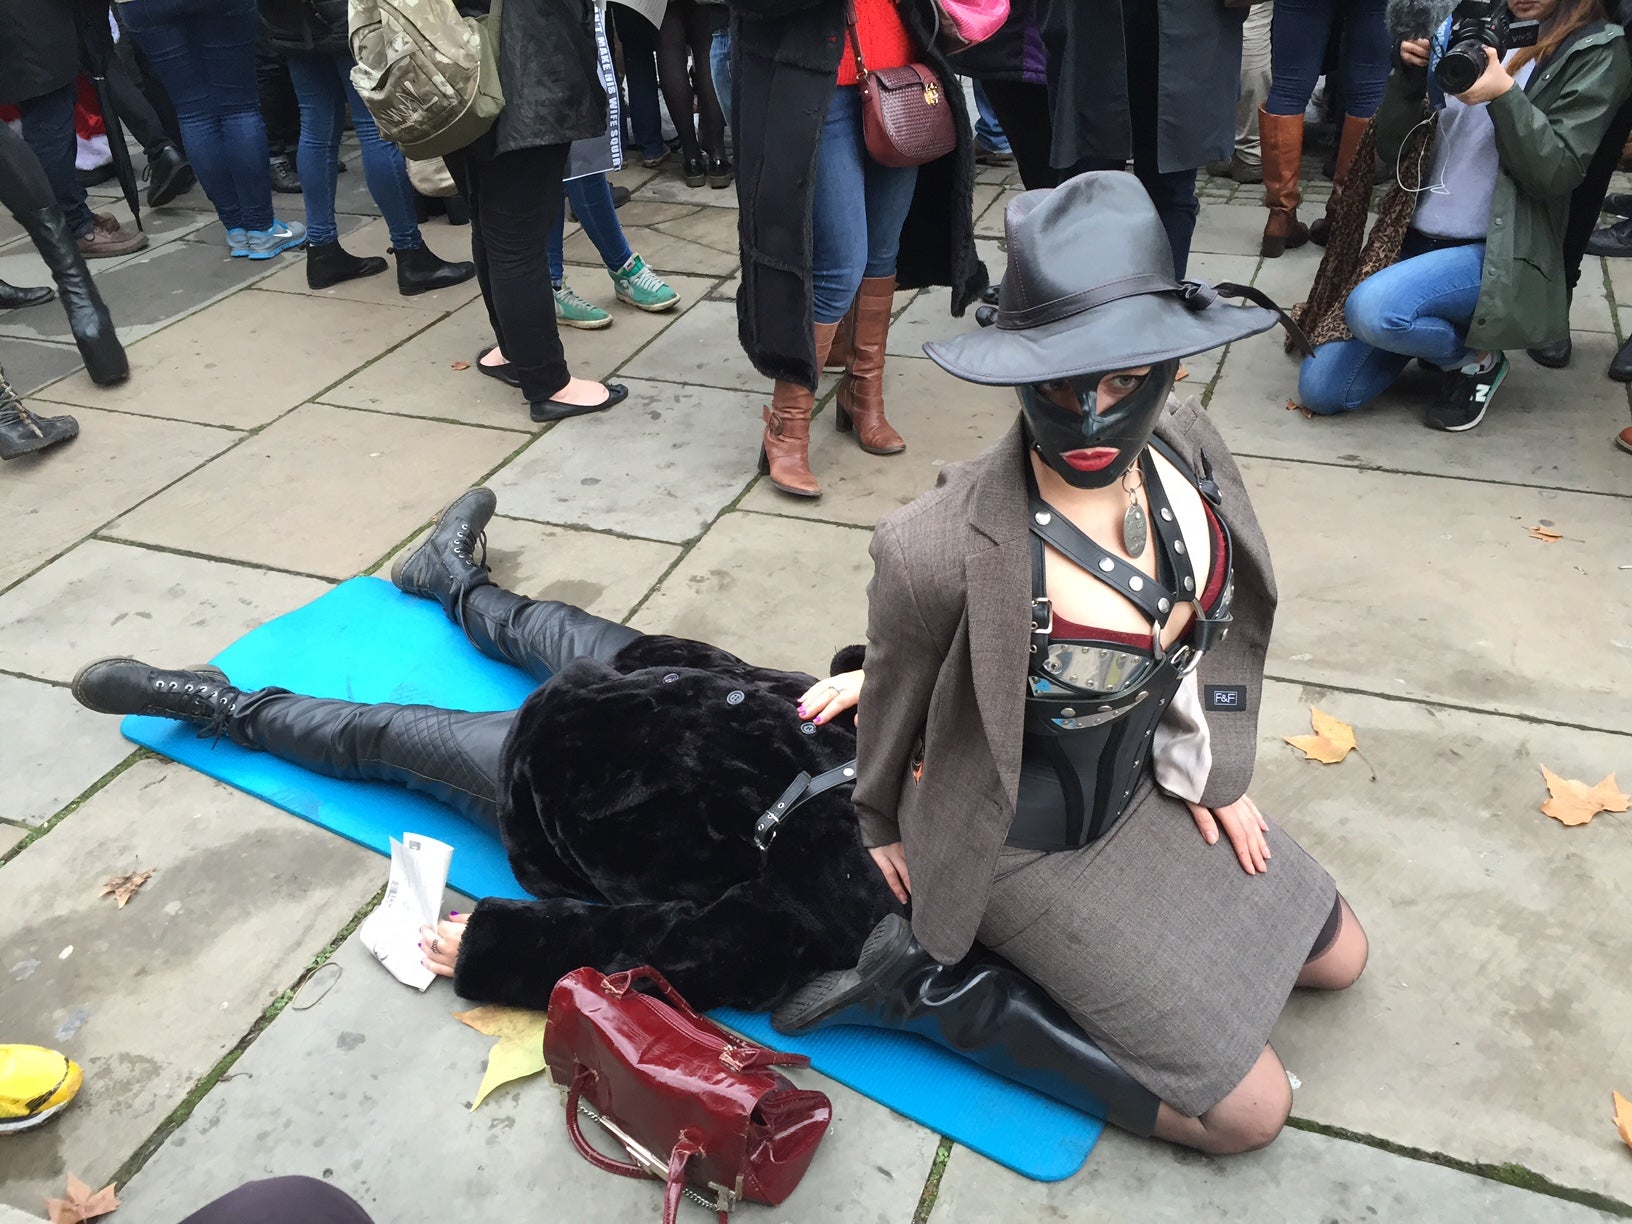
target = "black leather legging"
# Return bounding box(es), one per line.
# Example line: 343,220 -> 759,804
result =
232,584 -> 639,834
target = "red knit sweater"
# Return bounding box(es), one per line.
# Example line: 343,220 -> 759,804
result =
837,0 -> 916,87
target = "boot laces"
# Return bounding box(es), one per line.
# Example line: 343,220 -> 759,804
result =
453,523 -> 489,571
152,674 -> 238,741
0,374 -> 41,437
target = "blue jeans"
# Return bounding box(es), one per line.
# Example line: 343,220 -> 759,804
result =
119,0 -> 273,232
710,28 -> 734,133
285,52 -> 423,250
811,86 -> 919,324
15,83 -> 95,239
549,174 -> 634,285
613,4 -> 665,160
1298,239 -> 1486,414
1266,0 -> 1392,118
973,82 -> 1011,154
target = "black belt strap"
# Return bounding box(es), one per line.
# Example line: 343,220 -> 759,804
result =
753,760 -> 858,851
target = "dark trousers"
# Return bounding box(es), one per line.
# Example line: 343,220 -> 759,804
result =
256,41 -> 301,158
445,142 -> 572,402
0,109 -> 67,221
612,3 -> 665,160
178,1177 -> 373,1224
14,84 -> 96,240
1562,92 -> 1632,294
1063,2 -> 1199,278
976,79 -> 1059,192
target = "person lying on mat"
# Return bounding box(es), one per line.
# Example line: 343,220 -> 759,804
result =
771,171 -> 1369,1157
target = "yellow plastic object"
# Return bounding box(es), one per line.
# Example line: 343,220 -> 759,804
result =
0,1045 -> 82,1133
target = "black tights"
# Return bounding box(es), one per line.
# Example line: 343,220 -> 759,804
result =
0,122 -> 59,221
231,583 -> 640,834
657,0 -> 726,165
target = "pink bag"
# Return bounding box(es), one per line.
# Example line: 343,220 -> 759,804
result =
934,0 -> 1009,52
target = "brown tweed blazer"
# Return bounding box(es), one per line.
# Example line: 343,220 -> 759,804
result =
853,397 -> 1279,964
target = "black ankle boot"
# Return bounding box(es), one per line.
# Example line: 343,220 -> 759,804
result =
392,243 -> 477,296
444,195 -> 470,226
269,154 -> 302,195
17,207 -> 128,387
0,278 -> 54,310
72,659 -> 243,730
145,142 -> 195,208
391,488 -> 496,615
0,366 -> 79,460
773,914 -> 1161,1136
305,240 -> 389,290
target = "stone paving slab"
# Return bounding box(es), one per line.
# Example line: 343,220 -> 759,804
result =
1250,680 -> 1632,1204
320,275 -> 717,431
0,538 -> 333,686
739,354 -> 1012,528
35,290 -> 435,430
623,298 -> 833,394
631,171 -> 740,208
105,403 -> 525,579
630,511 -> 872,673
0,202 -> 213,292
0,675 -> 135,828
488,377 -> 767,544
932,1127 -> 1623,1223
1190,203 -> 1272,258
0,235 -> 277,347
0,407 -> 243,596
254,218 -> 482,313
567,212 -> 739,279
0,821 -> 28,857
0,760 -> 381,1212
119,935 -> 941,1224
382,516 -> 680,622
1208,329 -> 1632,495
1,335 -> 87,397
1243,456 -> 1632,733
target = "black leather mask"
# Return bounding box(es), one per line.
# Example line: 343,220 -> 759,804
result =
1017,360 -> 1179,489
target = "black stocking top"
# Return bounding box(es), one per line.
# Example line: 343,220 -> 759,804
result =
1008,439 -> 1235,852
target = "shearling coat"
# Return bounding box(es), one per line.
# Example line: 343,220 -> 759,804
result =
852,398 -> 1278,965
454,638 -> 903,1012
725,0 -> 987,389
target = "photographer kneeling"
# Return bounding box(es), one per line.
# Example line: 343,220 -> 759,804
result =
1295,0 -> 1630,431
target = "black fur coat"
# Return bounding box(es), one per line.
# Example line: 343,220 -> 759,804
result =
453,637 -> 903,1012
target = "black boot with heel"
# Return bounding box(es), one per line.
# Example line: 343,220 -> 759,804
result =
17,207 -> 128,386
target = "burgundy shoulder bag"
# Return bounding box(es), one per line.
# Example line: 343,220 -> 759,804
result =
544,966 -> 833,1223
846,1 -> 957,168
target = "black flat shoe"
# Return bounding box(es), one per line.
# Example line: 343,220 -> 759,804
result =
1603,191 -> 1632,218
530,381 -> 628,423
305,240 -> 389,290
476,345 -> 521,389
393,243 -> 477,296
683,157 -> 707,188
1609,335 -> 1632,382
708,158 -> 734,189
0,279 -> 54,310
1527,336 -> 1572,369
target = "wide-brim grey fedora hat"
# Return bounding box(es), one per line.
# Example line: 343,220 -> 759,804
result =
924,172 -> 1305,386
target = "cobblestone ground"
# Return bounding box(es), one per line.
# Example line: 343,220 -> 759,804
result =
2,143 -> 1630,1224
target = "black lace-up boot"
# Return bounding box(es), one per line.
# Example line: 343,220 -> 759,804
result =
71,660 -> 245,737
0,366 -> 79,460
390,487 -> 496,615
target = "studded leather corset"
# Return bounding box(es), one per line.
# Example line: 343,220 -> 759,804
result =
1007,440 -> 1235,852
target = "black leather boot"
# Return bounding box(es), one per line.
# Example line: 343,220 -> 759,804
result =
72,660 -> 239,726
269,154 -> 302,195
144,142 -> 195,208
773,914 -> 1162,1136
17,207 -> 128,386
0,278 -> 54,310
392,242 -> 477,296
0,366 -> 79,460
1610,335 -> 1632,382
390,487 -> 497,616
305,240 -> 389,290
1527,336 -> 1572,369
457,585 -> 641,681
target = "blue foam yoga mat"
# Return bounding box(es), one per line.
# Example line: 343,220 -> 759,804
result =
123,577 -> 1105,1180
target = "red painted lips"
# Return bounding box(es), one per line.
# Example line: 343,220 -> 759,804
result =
1061,447 -> 1120,472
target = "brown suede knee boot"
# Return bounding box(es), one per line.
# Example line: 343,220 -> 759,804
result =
1259,108 -> 1309,258
759,321 -> 840,498
835,275 -> 906,455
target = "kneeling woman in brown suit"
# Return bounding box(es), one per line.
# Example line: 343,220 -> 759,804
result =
775,172 -> 1368,1155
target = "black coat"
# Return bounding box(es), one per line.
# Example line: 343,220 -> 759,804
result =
0,0 -> 78,105
1038,0 -> 1243,174
453,637 -> 903,1013
726,0 -> 987,390
259,0 -> 349,56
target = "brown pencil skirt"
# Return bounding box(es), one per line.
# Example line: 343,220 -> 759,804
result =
974,775 -> 1337,1118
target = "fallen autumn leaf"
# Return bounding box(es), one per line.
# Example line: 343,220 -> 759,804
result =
1284,707 -> 1358,765
45,1174 -> 119,1224
1539,767 -> 1629,827
454,1006 -> 548,1109
450,360 -> 471,371
98,869 -> 153,909
1526,525 -> 1562,543
1614,1091 -> 1632,1152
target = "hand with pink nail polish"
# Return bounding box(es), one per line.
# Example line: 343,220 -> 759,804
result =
794,669 -> 866,729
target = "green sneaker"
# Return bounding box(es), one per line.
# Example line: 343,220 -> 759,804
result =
610,254 -> 680,313
553,284 -> 612,330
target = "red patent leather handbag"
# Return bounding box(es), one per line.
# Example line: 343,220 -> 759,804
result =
544,966 -> 834,1224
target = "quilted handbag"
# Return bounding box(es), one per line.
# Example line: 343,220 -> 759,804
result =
845,3 -> 957,168
544,966 -> 833,1223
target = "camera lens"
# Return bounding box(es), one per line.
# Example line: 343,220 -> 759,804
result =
1435,45 -> 1485,94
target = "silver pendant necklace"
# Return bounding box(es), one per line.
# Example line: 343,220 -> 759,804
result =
1121,466 -> 1148,559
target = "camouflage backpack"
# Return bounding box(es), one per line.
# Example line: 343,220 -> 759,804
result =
348,0 -> 505,160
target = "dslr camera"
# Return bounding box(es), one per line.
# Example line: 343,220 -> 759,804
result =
1434,1 -> 1541,94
